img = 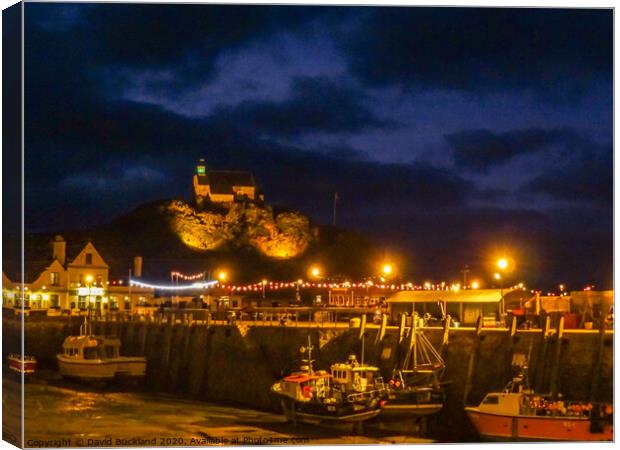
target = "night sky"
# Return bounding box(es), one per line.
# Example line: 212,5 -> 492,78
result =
19,4 -> 612,289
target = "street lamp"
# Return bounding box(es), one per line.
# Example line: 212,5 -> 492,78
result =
217,270 -> 227,282
497,258 -> 509,271
296,279 -> 303,303
85,274 -> 93,319
494,272 -> 505,317
261,279 -> 268,299
310,266 -> 321,278
495,258 -> 511,318
382,263 -> 393,276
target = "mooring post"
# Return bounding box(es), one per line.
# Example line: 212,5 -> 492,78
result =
398,313 -> 407,344
510,315 -> 517,337
359,314 -> 367,340
504,315 -> 519,382
376,313 -> 387,344
534,315 -> 551,393
442,315 -> 452,346
463,315 -> 483,405
589,319 -> 607,401
549,315 -> 565,399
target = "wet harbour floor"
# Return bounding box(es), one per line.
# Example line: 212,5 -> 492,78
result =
4,374 -> 432,447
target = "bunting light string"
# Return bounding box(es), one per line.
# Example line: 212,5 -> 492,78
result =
131,277 -> 484,292
130,278 -> 218,290
216,281 -> 440,292
170,271 -> 206,281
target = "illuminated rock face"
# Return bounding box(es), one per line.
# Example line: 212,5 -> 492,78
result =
162,200 -> 313,258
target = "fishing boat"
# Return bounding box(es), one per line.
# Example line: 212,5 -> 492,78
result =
330,353 -> 387,408
465,364 -> 613,441
56,318 -> 146,381
271,337 -> 385,425
8,353 -> 37,376
380,319 -> 446,418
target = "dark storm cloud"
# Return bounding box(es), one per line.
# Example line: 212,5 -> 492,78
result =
342,8 -> 612,97
525,146 -> 612,204
445,127 -> 591,172
29,3 -> 345,91
208,76 -> 394,136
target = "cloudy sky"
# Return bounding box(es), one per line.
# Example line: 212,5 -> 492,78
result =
18,4 -> 612,288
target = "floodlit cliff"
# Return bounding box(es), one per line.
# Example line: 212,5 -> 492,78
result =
163,200 -> 314,258
16,198 -> 379,282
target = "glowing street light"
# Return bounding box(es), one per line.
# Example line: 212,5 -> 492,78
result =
295,279 -> 303,303
217,271 -> 227,282
382,263 -> 394,277
493,272 -> 505,317
471,280 -> 480,289
310,266 -> 321,278
85,274 -> 93,318
497,258 -> 509,271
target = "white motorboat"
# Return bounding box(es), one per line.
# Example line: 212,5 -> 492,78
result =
56,319 -> 146,381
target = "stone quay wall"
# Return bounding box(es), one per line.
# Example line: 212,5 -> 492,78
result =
3,316 -> 613,442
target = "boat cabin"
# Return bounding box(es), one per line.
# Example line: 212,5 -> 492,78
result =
330,355 -> 381,393
61,335 -> 121,360
279,371 -> 333,402
479,392 -> 522,415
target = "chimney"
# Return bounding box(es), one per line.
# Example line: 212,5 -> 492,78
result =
133,256 -> 143,278
52,235 -> 66,265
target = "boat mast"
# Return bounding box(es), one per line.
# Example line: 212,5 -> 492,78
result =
361,334 -> 365,366
302,335 -> 314,375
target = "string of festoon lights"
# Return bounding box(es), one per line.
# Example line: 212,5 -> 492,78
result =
129,278 -> 218,290
170,271 -> 206,281
219,281 -> 412,292
129,278 -> 538,293
131,270 -> 533,292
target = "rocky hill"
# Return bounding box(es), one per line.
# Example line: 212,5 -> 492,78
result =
164,200 -> 314,258
10,199 -> 379,283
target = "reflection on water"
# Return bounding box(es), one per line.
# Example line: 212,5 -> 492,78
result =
6,375 -> 432,446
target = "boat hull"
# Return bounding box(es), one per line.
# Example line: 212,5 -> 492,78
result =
8,356 -> 37,375
380,387 -> 444,419
380,402 -> 443,418
465,407 -> 613,441
57,355 -> 146,381
278,397 -> 381,424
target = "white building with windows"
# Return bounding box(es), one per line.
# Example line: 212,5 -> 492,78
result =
2,235 -> 155,314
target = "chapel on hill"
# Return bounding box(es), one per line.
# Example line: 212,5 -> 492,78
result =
192,158 -> 261,205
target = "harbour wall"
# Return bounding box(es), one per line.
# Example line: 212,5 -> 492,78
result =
4,317 -> 613,442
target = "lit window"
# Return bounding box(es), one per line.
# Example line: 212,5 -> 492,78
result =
50,272 -> 60,286
85,253 -> 93,265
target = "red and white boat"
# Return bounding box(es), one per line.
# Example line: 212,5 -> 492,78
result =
8,353 -> 37,376
465,368 -> 613,441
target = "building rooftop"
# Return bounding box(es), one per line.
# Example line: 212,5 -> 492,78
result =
196,170 -> 255,195
386,288 -> 517,304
